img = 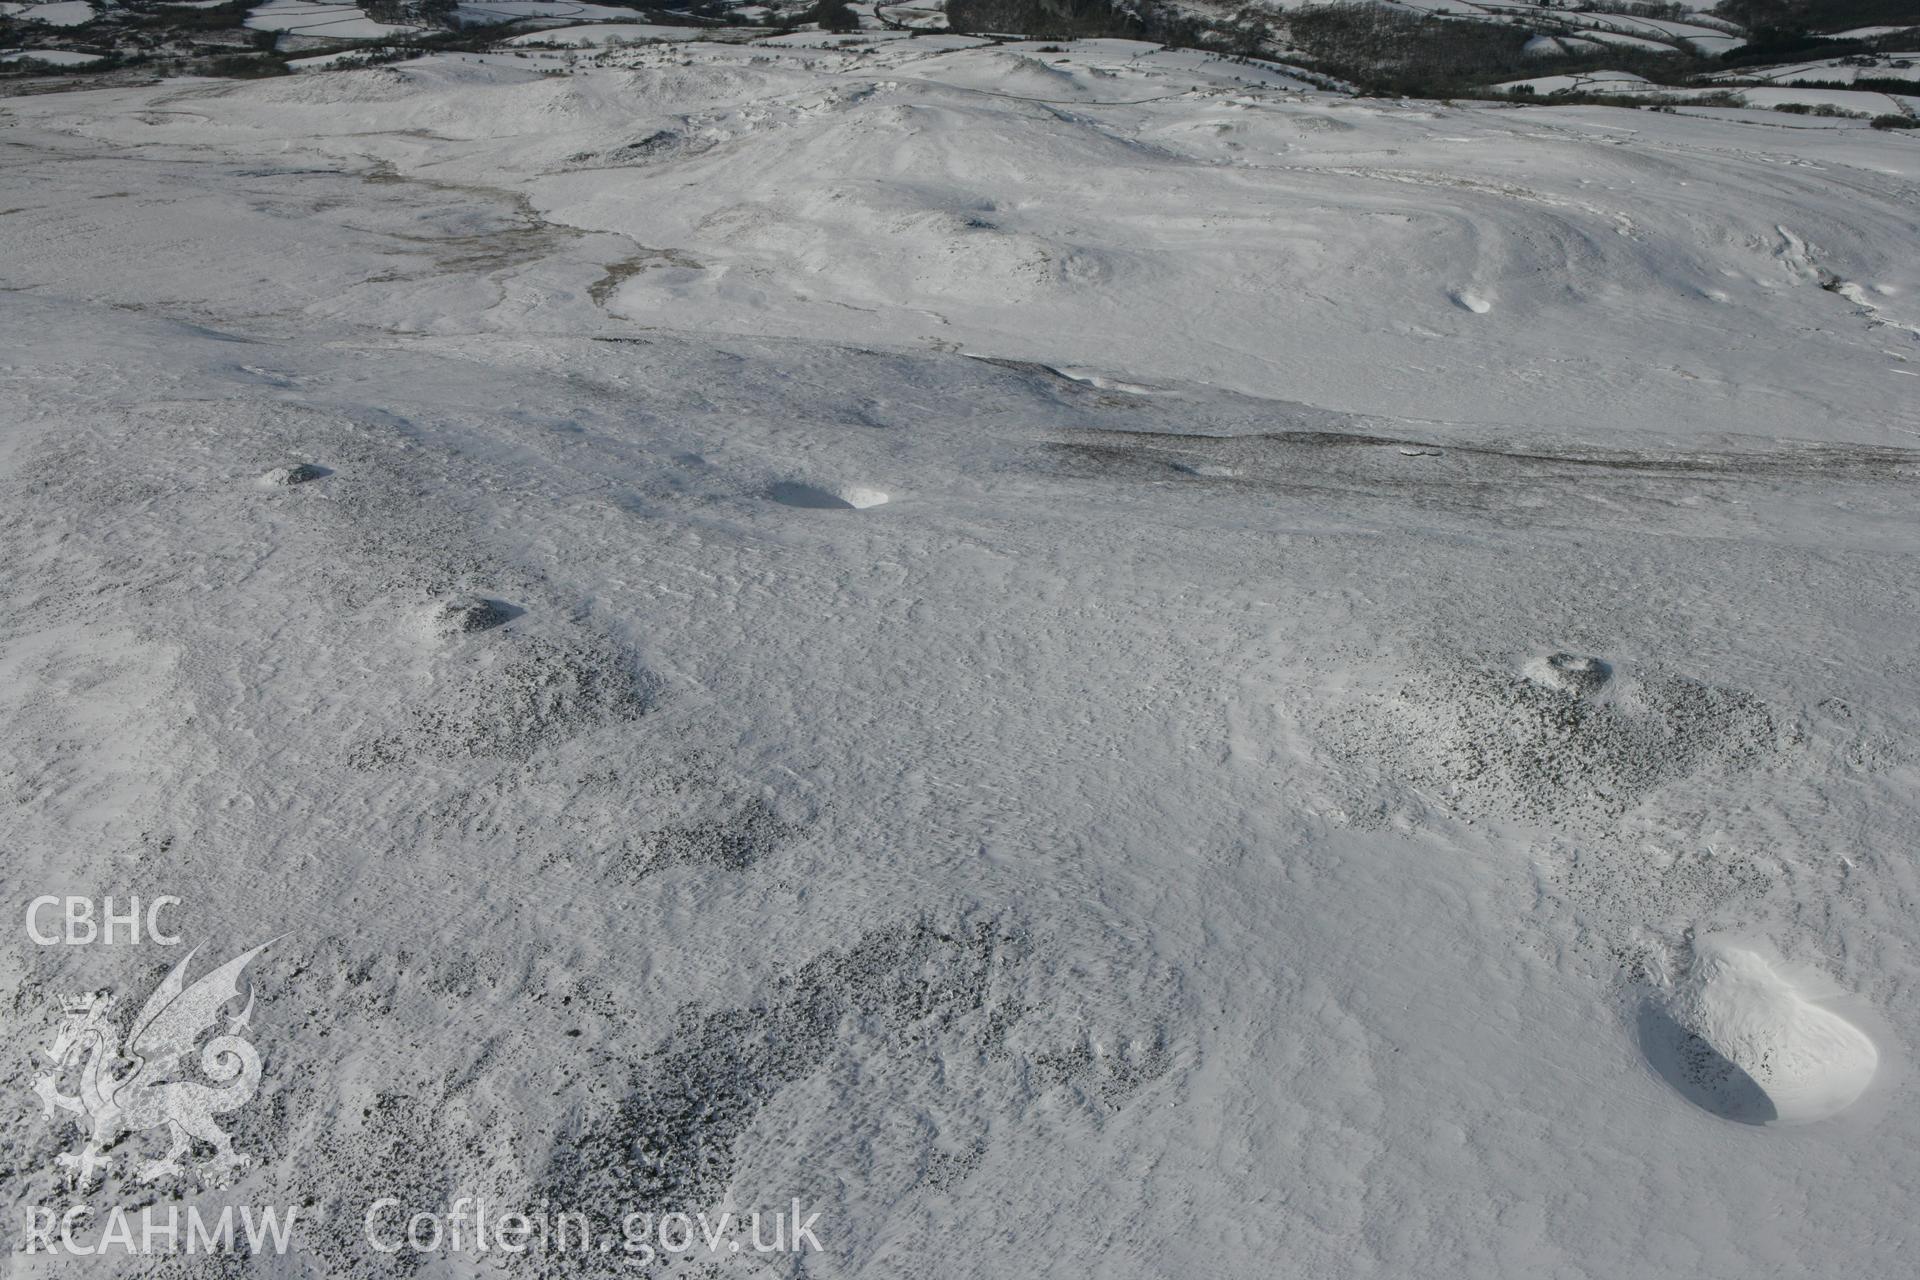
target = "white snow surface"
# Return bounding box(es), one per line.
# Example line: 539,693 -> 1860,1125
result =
0,46 -> 102,62
12,0 -> 95,25
2,35 -> 1920,1280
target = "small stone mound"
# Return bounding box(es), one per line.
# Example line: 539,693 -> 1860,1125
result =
1322,656 -> 1780,826
767,481 -> 889,510
622,797 -> 790,877
258,463 -> 331,487
353,632 -> 652,766
1641,938 -> 1879,1125
419,596 -> 519,639
1525,652 -> 1612,698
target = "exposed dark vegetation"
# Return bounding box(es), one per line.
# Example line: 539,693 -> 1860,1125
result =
803,0 -> 862,32
1282,4 -> 1550,96
1716,0 -> 1919,38
1719,31 -> 1912,65
946,0 -> 1150,40
948,0 -> 1694,95
1711,0 -> 1917,64
1787,74 -> 1918,93
5,0 -> 1915,117
364,0 -> 459,25
1354,5 -> 1705,93
949,0 -> 1920,106
1509,84 -> 1748,108
207,50 -> 292,75
116,0 -> 256,34
1773,99 -> 1867,115
0,0 -> 679,84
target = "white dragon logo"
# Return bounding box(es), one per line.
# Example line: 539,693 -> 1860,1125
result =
34,941 -> 275,1190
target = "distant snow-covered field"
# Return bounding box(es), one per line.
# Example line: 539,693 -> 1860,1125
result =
2,33 -> 1918,1279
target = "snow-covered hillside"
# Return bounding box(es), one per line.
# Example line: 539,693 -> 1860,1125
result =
3,32 -> 1919,1279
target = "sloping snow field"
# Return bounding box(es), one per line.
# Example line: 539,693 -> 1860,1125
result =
3,32 -> 1919,1279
